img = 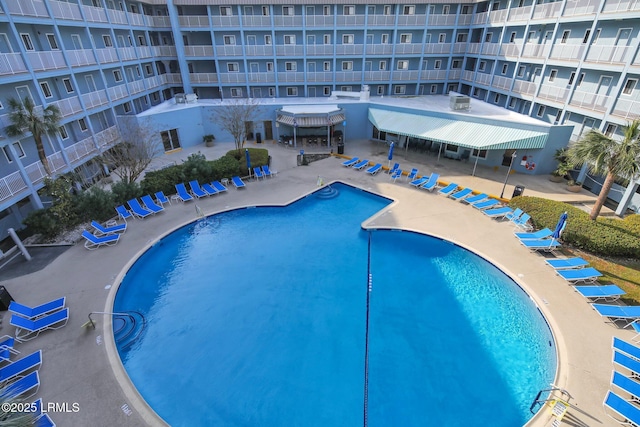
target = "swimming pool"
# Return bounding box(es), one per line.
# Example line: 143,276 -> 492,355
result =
114,182 -> 556,426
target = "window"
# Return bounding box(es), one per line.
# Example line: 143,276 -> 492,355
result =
447,84 -> 457,93
429,5 -> 435,14
434,60 -> 441,69
508,97 -> 517,108
472,149 -> 487,159
268,87 -> 276,97
509,32 -> 516,43
137,35 -> 146,46
160,129 -> 181,151
145,64 -> 153,74
59,125 -> 69,140
282,6 -> 294,15
554,110 -> 562,124
582,29 -> 591,44
71,34 -> 83,49
472,87 -> 479,97
501,64 -> 508,75
267,62 -> 274,71
324,86 -> 331,96
560,30 -> 570,44
394,85 -> 406,94
379,60 -> 386,70
227,63 -> 239,72
323,61 -> 330,71
323,34 -> 331,44
438,33 -> 446,43
287,87 -> 298,96
62,78 -> 74,93
262,6 -> 270,16
456,33 -> 468,43
403,5 -> 415,15
381,34 -> 389,44
285,62 -> 297,71
340,86 -> 352,91
494,93 -> 500,103
604,123 -> 617,137
517,65 -> 525,77
443,5 -> 450,14
284,35 -> 296,45
342,61 -> 353,70
527,31 -> 536,43
384,5 -> 392,14
103,35 -> 113,47
343,5 -> 355,15
223,35 -> 236,45
79,118 -> 88,131
2,142 -> 26,162
113,70 -> 123,81
220,6 -> 233,16
46,34 -> 58,50
485,33 -> 492,43
622,79 -> 637,95
123,102 -> 132,113
230,88 -> 242,97
323,5 -> 332,15
479,61 -> 486,72
265,35 -> 272,45
342,34 -> 354,44
430,84 -> 437,94
452,60 -> 461,69
400,34 -> 412,44
536,105 -> 545,117
151,92 -> 159,101
548,69 -> 557,82
40,82 -> 52,98
397,60 -> 408,70
576,73 -> 585,87
592,28 -> 601,44
446,143 -> 459,153
136,66 -> 141,77
21,34 -> 34,51
377,85 -> 384,95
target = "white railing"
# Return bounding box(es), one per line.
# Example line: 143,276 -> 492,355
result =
488,9 -> 508,24
453,43 -> 467,54
549,43 -> 584,60
0,53 -> 28,75
218,73 -> 247,83
245,45 -> 273,56
512,80 -> 537,95
305,72 -> 332,82
81,90 -> 109,109
128,12 -> 145,26
467,43 -> 481,54
501,43 -> 522,57
179,15 -> 209,27
5,0 -> 48,17
67,49 -> 97,67
210,16 -> 241,26
602,0 -> 640,13
336,15 -> 366,26
108,84 -> 129,100
216,45 -> 244,56
50,97 -> 83,117
458,15 -> 473,25
367,15 -> 395,26
391,70 -> 419,80
537,85 -> 568,103
420,69 -> 447,80
244,15 -> 272,26
335,71 -> 362,81
304,15 -> 333,26
335,44 -> 364,55
611,98 -> 640,120
423,43 -> 451,54
107,8 -> 128,24
569,90 -> 611,112
492,75 -> 513,90
147,15 -> 171,27
144,76 -> 163,89
247,72 -> 276,83
162,73 -> 182,84
428,14 -> 457,26
152,46 -> 176,56
94,126 -> 121,149
472,11 -> 488,24
363,71 -> 391,80
365,44 -> 393,55
49,0 -> 82,20
585,44 -> 633,64
273,16 -> 303,26
306,45 -> 334,56
26,51 -> 66,71
184,45 -> 214,57
95,48 -> 119,63
461,70 -> 474,81
523,43 -> 553,58
0,171 -> 29,203
277,72 -> 305,82
532,2 -> 562,19
136,46 -> 153,59
476,73 -> 492,85
117,47 -> 137,61
448,69 -> 461,79
275,45 -> 304,56
394,43 -> 423,54
65,136 -> 98,164
482,43 -> 501,56
128,80 -> 146,94
508,5 -> 533,21
396,15 -> 427,26
81,5 -> 108,22
563,0 -> 600,16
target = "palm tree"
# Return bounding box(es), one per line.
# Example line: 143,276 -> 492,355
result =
567,119 -> 640,220
5,97 -> 62,176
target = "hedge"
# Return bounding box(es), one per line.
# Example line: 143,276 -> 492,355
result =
509,196 -> 640,258
226,148 -> 269,176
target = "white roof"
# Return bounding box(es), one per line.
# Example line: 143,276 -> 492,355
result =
280,105 -> 341,115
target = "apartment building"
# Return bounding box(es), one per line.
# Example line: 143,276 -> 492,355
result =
0,0 -> 639,233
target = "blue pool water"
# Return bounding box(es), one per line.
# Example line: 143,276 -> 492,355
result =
114,182 -> 556,426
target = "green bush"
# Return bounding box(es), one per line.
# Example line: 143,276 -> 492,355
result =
22,209 -> 61,239
509,196 -> 640,258
226,148 -> 269,176
141,165 -> 185,196
182,153 -> 214,183
75,186 -> 115,222
111,181 -> 143,206
42,177 -> 77,229
210,155 -> 240,181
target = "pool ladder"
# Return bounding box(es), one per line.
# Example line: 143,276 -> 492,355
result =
86,311 -> 147,350
529,385 -> 573,414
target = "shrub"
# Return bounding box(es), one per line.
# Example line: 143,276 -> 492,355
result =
111,181 -> 143,206
210,155 -> 240,181
182,152 -> 214,183
226,148 -> 269,176
75,186 -> 115,222
510,196 -> 640,258
22,209 -> 61,239
141,165 -> 185,196
41,177 -> 77,230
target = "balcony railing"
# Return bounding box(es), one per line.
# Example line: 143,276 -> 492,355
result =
275,45 -> 304,56
0,171 -> 29,204
152,46 -> 177,56
453,43 -> 467,54
94,126 -> 121,149
424,43 -> 451,54
128,12 -> 145,26
306,45 -> 334,56
420,69 -> 447,80
273,16 -> 303,26
210,16 -> 241,26
569,90 -> 610,112
602,0 -> 640,13
179,15 -> 210,27
461,70 -> 474,82
365,44 -> 393,55
336,15 -> 366,26
488,9 -> 508,24
81,5 -> 108,22
363,71 -> 391,80
394,43 -> 423,54
65,135 -> 98,165
66,49 -> 97,67
532,2 -> 562,19
366,15 -> 395,26
95,48 -> 119,64
137,46 -> 153,59
244,15 -> 272,26
184,45 -> 214,57
537,85 -> 569,103
216,45 -> 244,56
563,0 -> 600,16
305,15 -> 333,26
50,97 -> 83,118
472,11 -> 488,24
512,80 -> 537,96
428,14 -> 457,26
144,76 -> 164,89
448,69 -> 461,79
190,73 -> 219,84
245,45 -> 274,56
248,72 -> 276,83
147,15 -> 171,27
467,43 -> 481,54
277,72 -> 305,82
611,98 -> 640,120
162,73 -> 182,84
391,70 -> 419,81
335,71 -> 362,81
81,90 -> 109,109
501,43 -> 522,57
585,44 -> 633,64
26,51 -> 66,71
508,6 -> 533,21
523,43 -> 553,58
118,47 -> 137,61
548,43 -> 584,60
482,43 -> 501,56
476,73 -> 492,85
0,53 -> 28,75
127,80 -> 146,94
218,73 -> 247,83
396,15 -> 427,26
491,75 -> 513,90
50,0 -> 82,20
307,72 -> 334,82
5,0 -> 49,17
107,8 -> 129,24
108,84 -> 129,101
335,44 -> 364,55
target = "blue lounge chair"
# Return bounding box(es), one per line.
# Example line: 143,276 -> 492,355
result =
0,350 -> 41,383
513,213 -> 533,231
438,182 -> 458,196
615,350 -> 640,374
232,176 -> 246,189
262,165 -> 276,178
0,335 -> 18,354
472,199 -> 500,210
545,257 -> 589,269
461,193 -> 488,205
115,205 -> 133,222
410,177 -> 429,187
81,230 -> 120,250
505,208 -> 523,222
520,238 -> 561,252
574,284 -> 625,302
406,168 -> 418,181
127,199 -> 153,218
342,157 -> 359,167
483,206 -> 513,219
556,267 -> 602,284
388,163 -> 400,175
34,399 -> 55,427
612,371 -> 640,401
201,182 -> 218,196
253,167 -> 264,180
390,169 -> 403,182
212,181 -> 228,192
420,173 -> 440,192
594,304 -> 640,327
613,337 -> 640,360
155,191 -> 171,206
10,308 -> 69,342
188,181 -> 209,198
175,183 -> 194,202
449,188 -> 473,200
353,160 -> 370,170
366,163 -> 383,175
604,391 -> 640,425
515,228 -> 553,240
90,220 -> 127,236
2,371 -> 39,399
141,195 -> 165,213
9,297 -> 65,320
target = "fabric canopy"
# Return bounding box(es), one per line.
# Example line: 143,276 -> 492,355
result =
277,113 -> 345,128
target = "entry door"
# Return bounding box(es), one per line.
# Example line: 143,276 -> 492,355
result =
263,121 -> 273,140
308,62 -> 315,72
85,75 -> 97,92
250,62 -> 259,73
0,33 -> 11,52
595,75 -> 612,109
307,35 -> 315,45
161,129 -> 181,151
246,35 -> 256,45
502,149 -> 516,166
365,61 -> 372,71
308,87 -> 316,97
577,117 -> 596,139
15,86 -> 33,103
71,34 -> 83,49
252,87 -> 262,98
612,28 -> 632,62
366,34 -> 373,45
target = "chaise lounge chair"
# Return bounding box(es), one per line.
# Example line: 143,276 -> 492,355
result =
366,163 -> 383,175
520,238 -> 561,252
188,181 -> 209,198
262,165 -> 277,178
141,195 -> 165,213
387,163 -> 400,175
33,399 -> 56,427
390,169 -> 403,182
505,208 -> 523,222
574,284 -> 626,302
2,370 -> 39,399
483,206 -> 513,219
127,199 -> 154,219
0,350 -> 42,383
406,168 -> 418,181
614,350 -> 640,374
201,182 -> 218,196
175,183 -> 194,202
438,182 -> 459,196
81,230 -> 120,250
91,220 -> 127,236
232,176 -> 246,189
115,205 -> 133,223
594,304 -> 640,328
342,157 -> 359,167
155,191 -> 171,206
545,257 -> 589,269
449,188 -> 473,201
212,181 -> 228,192
471,198 -> 500,210
613,337 -> 640,360
253,167 -> 265,180
513,213 -> 533,231
353,160 -> 370,170
612,371 -> 640,400
515,228 -> 553,240
461,193 -> 488,205
604,391 -> 640,425
556,267 -> 602,284
410,176 -> 429,187
420,173 -> 440,192
11,308 -> 69,342
9,297 -> 65,320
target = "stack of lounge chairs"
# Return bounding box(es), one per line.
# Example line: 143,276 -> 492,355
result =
604,338 -> 640,426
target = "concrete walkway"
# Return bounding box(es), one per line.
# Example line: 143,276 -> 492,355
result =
1,139 -> 627,426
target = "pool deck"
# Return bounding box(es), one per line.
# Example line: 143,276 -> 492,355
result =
1,139 -> 628,426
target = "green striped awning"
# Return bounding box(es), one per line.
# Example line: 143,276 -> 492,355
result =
368,108 -> 548,150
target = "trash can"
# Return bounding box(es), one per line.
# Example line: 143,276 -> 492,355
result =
0,286 -> 14,311
256,132 -> 262,144
337,142 -> 344,155
512,185 -> 525,198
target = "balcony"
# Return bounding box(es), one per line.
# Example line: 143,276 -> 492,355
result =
602,0 -> 640,13
275,45 -> 304,56
476,73 -> 492,85
488,9 -> 508,24
611,98 -> 640,120
0,171 -> 30,204
472,11 -> 488,25
81,90 -> 109,109
512,80 -> 537,96
210,16 -> 241,26
532,2 -> 562,19
162,74 -> 182,84
93,126 -> 121,150
563,0 -> 600,16
482,43 -> 501,56
467,43 -> 481,54
420,70 -> 447,80
50,97 -> 83,118
216,45 -> 244,56
136,46 -> 153,59
585,44 -> 633,64
335,44 -> 364,55
49,0 -> 82,20
144,76 -> 164,89
491,75 -> 513,91
391,70 -> 419,81
273,16 -> 303,26
424,43 -> 451,54
218,73 -> 247,83
128,12 -> 145,26
397,15 -> 427,26
245,45 -> 274,56
307,45 -> 334,56
190,73 -> 219,83
336,15 -> 366,26
117,47 -> 137,61
243,15 -> 272,26
107,8 -> 129,25
453,43 -> 467,54
461,70 -> 474,82
457,15 -> 473,25
95,48 -> 119,64
277,72 -> 305,82
147,16 -> 171,27
305,15 -> 334,26
184,46 -> 215,57
523,44 -> 553,59
128,80 -> 146,94
335,71 -> 361,81
366,15 -> 395,26
569,90 -> 610,112
366,45 -> 393,55
65,135 -> 99,165
26,51 -> 66,71
5,0 -> 49,17
508,6 -> 533,22
179,15 -> 210,27
363,71 -> 391,81
394,43 -> 423,55
501,43 -> 522,57
0,53 -> 28,75
537,85 -> 569,103
428,14 -> 456,26
152,46 -> 177,57
108,84 -> 129,101
247,73 -> 275,83
66,49 -> 97,67
81,5 -> 108,23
